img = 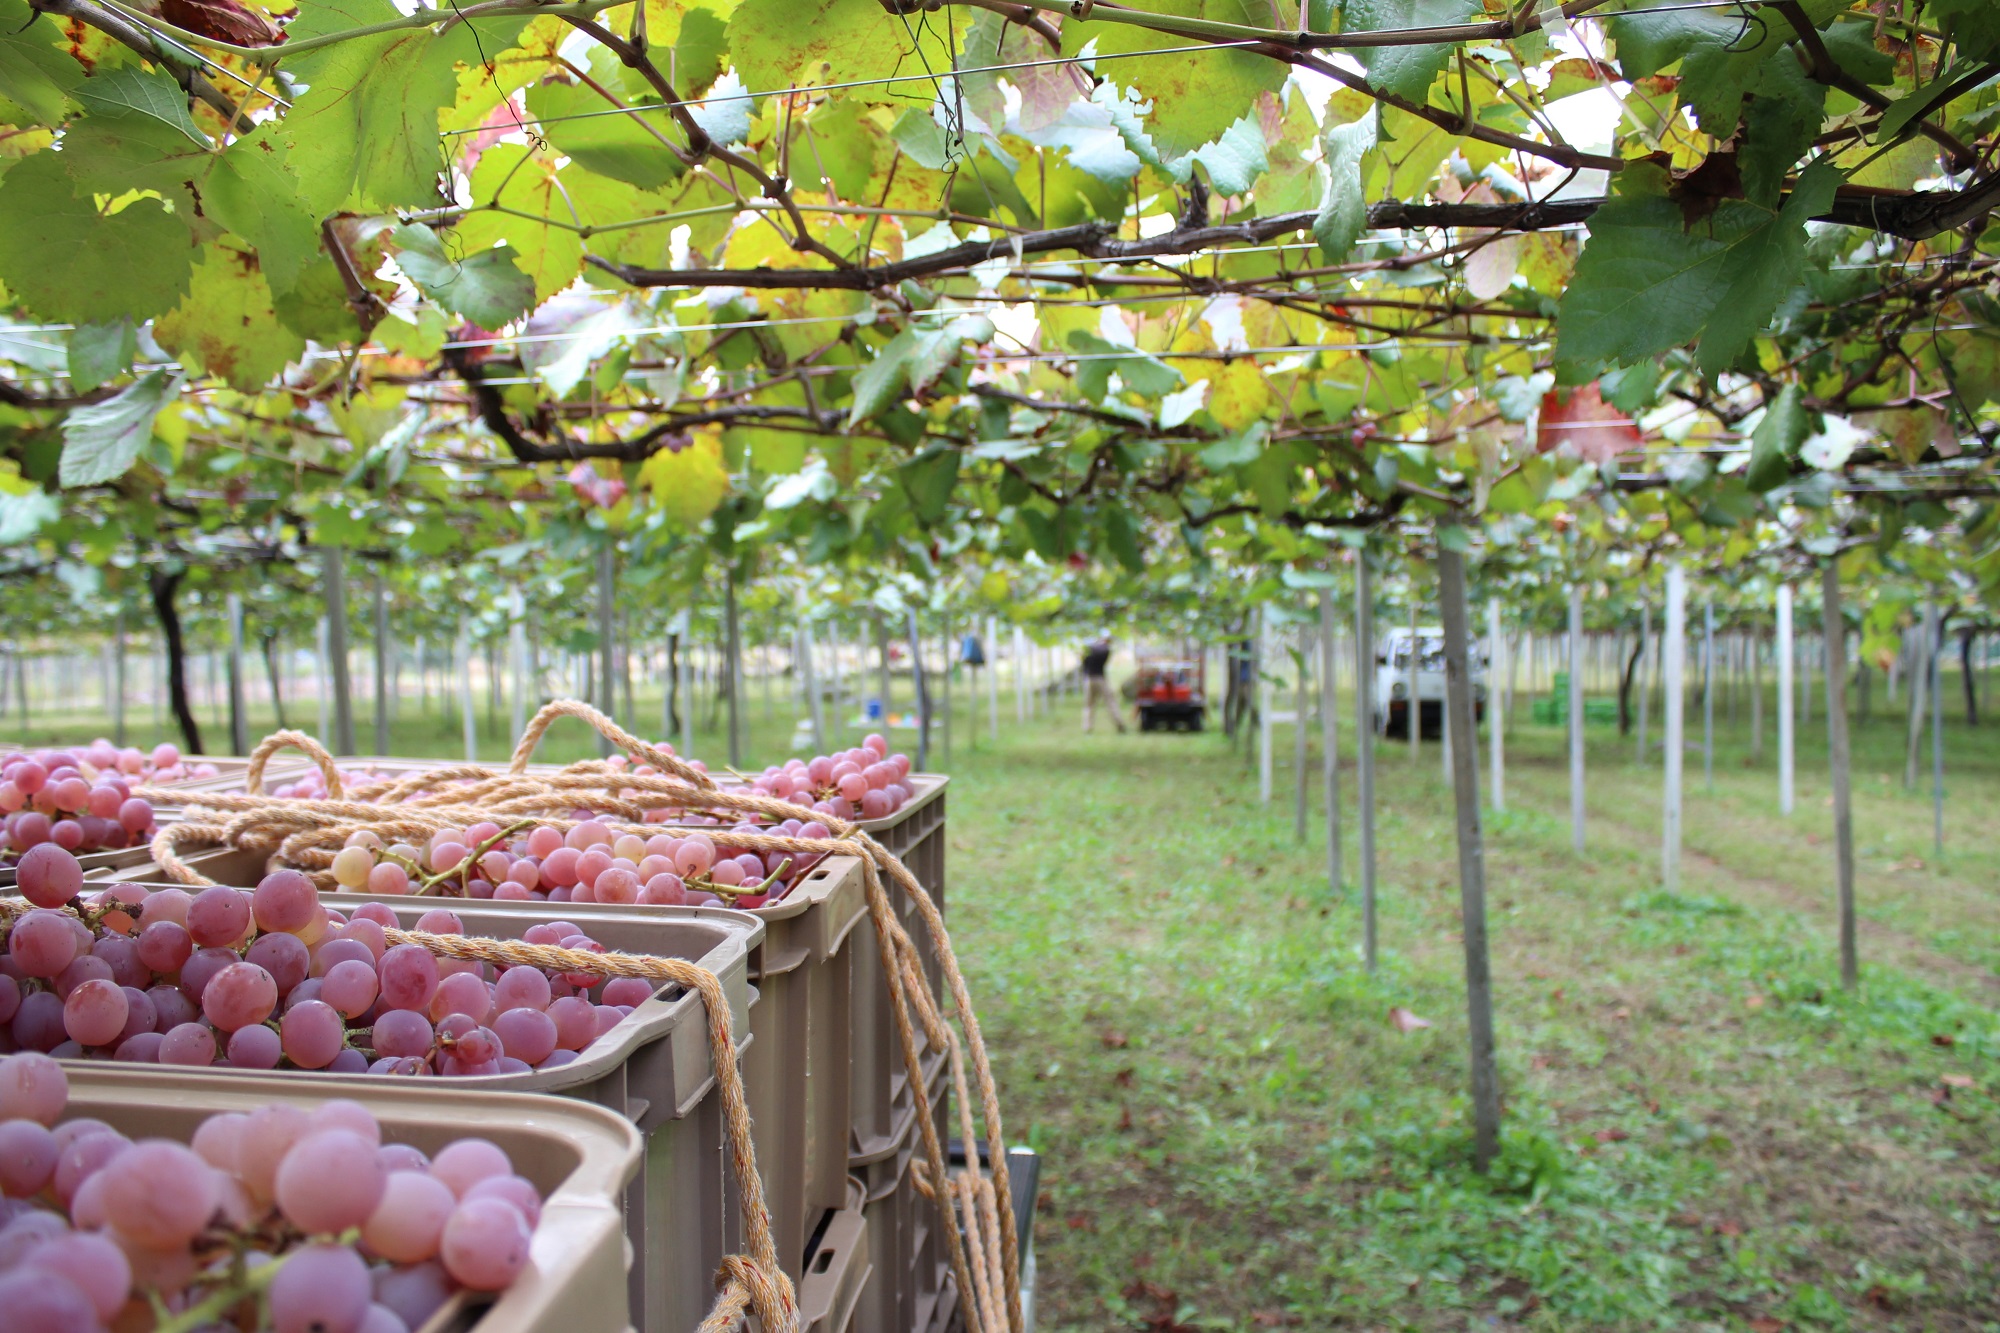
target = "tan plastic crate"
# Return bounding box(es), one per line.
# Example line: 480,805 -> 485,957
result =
40,888 -> 761,1333
60,1064 -> 642,1333
799,1177 -> 873,1333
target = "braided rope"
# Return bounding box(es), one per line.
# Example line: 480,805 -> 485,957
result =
244,730 -> 345,799
123,700 -> 1021,1333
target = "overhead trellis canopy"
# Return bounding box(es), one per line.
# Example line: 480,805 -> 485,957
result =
0,0 -> 1997,594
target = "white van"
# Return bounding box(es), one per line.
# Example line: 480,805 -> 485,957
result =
1374,627 -> 1486,738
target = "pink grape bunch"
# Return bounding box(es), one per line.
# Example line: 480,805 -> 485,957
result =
324,816 -> 823,909
733,732 -> 915,823
0,1051 -> 547,1333
4,848 -> 651,1075
0,748 -> 163,864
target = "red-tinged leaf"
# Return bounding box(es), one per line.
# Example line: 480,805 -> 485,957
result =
1930,1033 -> 1956,1047
158,0 -> 285,46
1389,1007 -> 1432,1033
1116,1105 -> 1133,1132
1537,382 -> 1642,464
1717,1220 -> 1745,1237
1747,1319 -> 1785,1333
1593,1127 -> 1630,1143
1100,1029 -> 1129,1049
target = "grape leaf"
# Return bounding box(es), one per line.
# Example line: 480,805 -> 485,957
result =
0,153 -> 193,324
59,369 -> 175,486
1926,0 -> 2000,60
452,145 -> 585,302
1745,382 -> 1809,492
390,223 -> 536,328
152,245 -> 305,393
73,65 -> 207,145
1314,108 -> 1377,263
0,0 -> 82,124
1739,52 -> 1825,208
673,5 -> 730,95
65,321 -> 134,394
897,446 -> 959,524
282,0 -> 530,209
639,427 -> 731,525
1344,0 -> 1479,104
1554,161 -> 1841,380
798,96 -> 877,200
1606,5 -> 1779,134
728,0 -> 961,105
202,129 -> 323,297
528,75 -> 687,190
1060,0 -> 1285,159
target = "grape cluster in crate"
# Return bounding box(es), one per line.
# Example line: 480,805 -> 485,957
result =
1,747 -> 168,861
0,1051 -> 548,1333
5,846 -> 641,1076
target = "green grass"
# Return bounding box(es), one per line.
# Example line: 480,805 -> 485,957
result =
11,675 -> 1999,1330
940,695 -> 1998,1332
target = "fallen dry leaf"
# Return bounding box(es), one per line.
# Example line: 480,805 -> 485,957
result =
1745,994 -> 1767,1010
1116,1106 -> 1134,1132
1613,1006 -> 1631,1021
1748,1318 -> 1785,1333
1717,1219 -> 1745,1237
1593,1128 -> 1630,1143
1389,1007 -> 1433,1033
1101,1029 -> 1129,1049
1941,1074 -> 1976,1089
1931,1033 -> 1956,1047
1113,1067 -> 1134,1088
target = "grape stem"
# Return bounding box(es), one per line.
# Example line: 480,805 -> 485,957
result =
702,857 -> 791,903
149,1247 -> 295,1333
415,819 -> 534,896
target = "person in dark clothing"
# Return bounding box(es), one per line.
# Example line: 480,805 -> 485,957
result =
1081,638 -> 1125,733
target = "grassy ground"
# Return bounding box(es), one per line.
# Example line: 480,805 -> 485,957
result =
9,675 -> 1999,1330
944,690 -> 1999,1332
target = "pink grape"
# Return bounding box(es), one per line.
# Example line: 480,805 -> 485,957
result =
97,1140 -> 216,1247
159,1022 -> 217,1066
135,920 -> 194,974
367,861 -> 410,894
61,979 -> 127,1047
186,886 -> 251,948
268,1242 -> 372,1333
23,1231 -> 131,1320
191,1113 -> 247,1171
238,1104 -> 310,1201
492,967 -> 550,1013
0,1051 -> 67,1124
9,911 -> 77,978
377,946 -> 439,1012
0,1268 -> 97,1333
439,1196 -> 532,1290
281,1001 -> 345,1069
245,931 -> 311,994
492,1008 -> 557,1065
178,946 -> 239,1003
202,962 -> 278,1031
228,1023 -> 283,1069
322,959 -> 380,1019
276,1130 -> 385,1234
373,1259 -> 453,1329
15,844 -> 82,909
253,870 -> 318,934
428,1138 -> 509,1198
463,1173 -> 542,1228
361,1170 -> 456,1263
147,984 -> 196,1031
0,1120 -> 58,1195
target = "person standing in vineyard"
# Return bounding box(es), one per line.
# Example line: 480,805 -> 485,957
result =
1082,637 -> 1126,733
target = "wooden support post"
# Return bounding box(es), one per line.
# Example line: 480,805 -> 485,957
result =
1822,562 -> 1857,990
1355,562 -> 1378,972
1569,585 -> 1585,851
1319,587 -> 1343,892
1662,565 -> 1686,891
458,624 -> 476,761
597,545 -> 616,757
1487,596 -> 1504,812
725,571 -> 743,768
1703,598 -> 1715,791
321,548 -> 355,756
1778,584 -> 1795,814
1439,549 -> 1500,1173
